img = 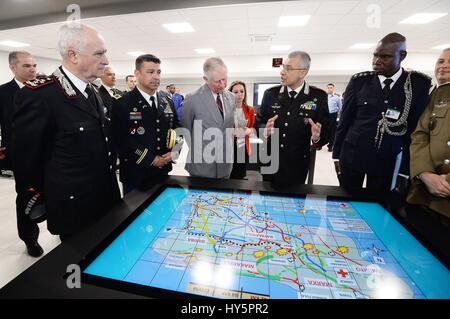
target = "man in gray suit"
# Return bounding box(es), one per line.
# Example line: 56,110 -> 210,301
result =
182,57 -> 235,179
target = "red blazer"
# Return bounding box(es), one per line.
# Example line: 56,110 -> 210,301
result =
241,103 -> 255,155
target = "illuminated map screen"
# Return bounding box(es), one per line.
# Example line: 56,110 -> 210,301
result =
83,187 -> 450,299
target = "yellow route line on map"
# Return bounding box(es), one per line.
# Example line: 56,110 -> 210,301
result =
194,203 -> 216,244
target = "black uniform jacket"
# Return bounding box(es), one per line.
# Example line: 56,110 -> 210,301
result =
98,85 -> 123,119
11,66 -> 120,235
0,79 -> 20,170
255,83 -> 329,184
333,69 -> 431,176
112,87 -> 179,188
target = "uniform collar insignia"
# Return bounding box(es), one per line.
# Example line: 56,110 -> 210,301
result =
159,96 -> 168,107
280,82 -> 309,96
52,68 -> 77,97
304,82 -> 310,95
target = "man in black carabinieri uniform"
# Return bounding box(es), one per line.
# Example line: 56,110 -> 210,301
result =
112,54 -> 179,194
255,50 -> 329,186
333,33 -> 431,193
0,51 -> 40,256
11,23 -> 120,242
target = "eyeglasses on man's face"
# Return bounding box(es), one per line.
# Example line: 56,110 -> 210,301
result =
281,64 -> 306,72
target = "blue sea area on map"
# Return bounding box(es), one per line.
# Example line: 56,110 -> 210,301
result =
352,201 -> 450,299
83,187 -> 187,280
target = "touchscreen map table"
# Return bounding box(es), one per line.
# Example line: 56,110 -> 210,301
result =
83,187 -> 450,299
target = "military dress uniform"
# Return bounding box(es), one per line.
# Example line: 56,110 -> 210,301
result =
0,79 -> 21,171
255,83 -> 329,185
0,78 -> 42,244
98,85 -> 124,118
112,88 -> 179,191
333,69 -> 431,191
407,82 -> 450,220
11,66 -> 121,236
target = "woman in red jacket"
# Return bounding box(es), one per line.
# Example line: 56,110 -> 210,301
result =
229,81 -> 255,179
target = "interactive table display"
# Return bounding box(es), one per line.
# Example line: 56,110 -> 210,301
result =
82,186 -> 450,299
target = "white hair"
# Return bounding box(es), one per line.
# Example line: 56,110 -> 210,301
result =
288,51 -> 311,70
57,22 -> 87,58
203,57 -> 227,79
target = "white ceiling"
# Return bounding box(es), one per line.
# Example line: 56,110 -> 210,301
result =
0,0 -> 448,62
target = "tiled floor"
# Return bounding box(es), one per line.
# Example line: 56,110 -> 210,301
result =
0,145 -> 338,289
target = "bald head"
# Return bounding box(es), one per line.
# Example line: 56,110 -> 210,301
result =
8,51 -> 36,82
381,32 -> 406,45
58,23 -> 109,83
372,32 -> 407,77
101,66 -> 116,87
435,48 -> 450,85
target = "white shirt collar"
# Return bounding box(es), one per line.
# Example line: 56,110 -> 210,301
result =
378,67 -> 403,89
101,82 -> 115,96
287,82 -> 305,97
61,65 -> 89,97
437,81 -> 450,88
210,89 -> 224,103
14,78 -> 25,89
210,89 -> 222,97
137,85 -> 158,108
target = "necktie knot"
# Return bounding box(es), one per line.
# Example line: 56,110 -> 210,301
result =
383,78 -> 393,87
85,84 -> 101,116
289,91 -> 297,99
382,78 -> 393,99
85,84 -> 93,97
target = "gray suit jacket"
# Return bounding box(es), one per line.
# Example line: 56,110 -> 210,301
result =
182,84 -> 235,178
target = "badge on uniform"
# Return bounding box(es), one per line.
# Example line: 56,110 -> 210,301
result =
137,126 -> 145,135
130,111 -> 142,120
385,108 -> 401,120
435,99 -> 449,109
163,103 -> 173,114
129,128 -> 136,135
299,101 -> 317,118
271,103 -> 281,109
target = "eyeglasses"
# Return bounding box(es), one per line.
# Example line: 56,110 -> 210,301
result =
281,64 -> 307,72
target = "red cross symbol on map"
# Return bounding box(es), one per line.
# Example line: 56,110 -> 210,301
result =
339,203 -> 348,208
337,269 -> 349,278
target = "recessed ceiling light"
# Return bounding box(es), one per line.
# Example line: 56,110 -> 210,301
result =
349,43 -> 376,49
278,16 -> 311,27
399,13 -> 447,24
163,22 -> 195,33
127,51 -> 145,57
195,48 -> 215,54
270,45 -> 291,51
0,40 -> 30,48
432,44 -> 450,50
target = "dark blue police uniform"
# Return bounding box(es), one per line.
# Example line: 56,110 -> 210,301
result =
333,69 -> 431,191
